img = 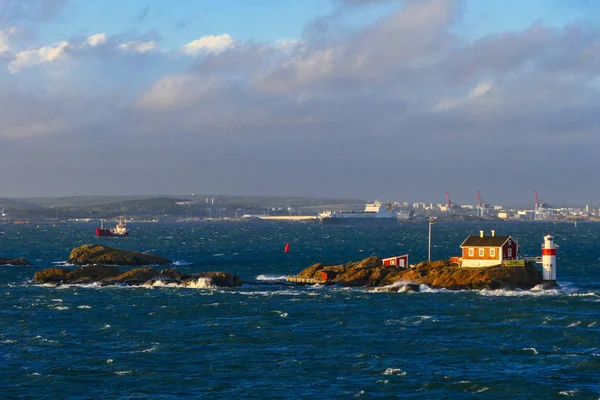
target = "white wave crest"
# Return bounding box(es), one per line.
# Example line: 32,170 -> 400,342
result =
77,305 -> 91,309
256,274 -> 287,281
172,260 -> 191,266
383,368 -> 406,376
522,347 -> 538,355
182,277 -> 215,289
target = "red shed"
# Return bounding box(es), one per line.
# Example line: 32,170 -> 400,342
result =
382,254 -> 409,268
321,271 -> 337,281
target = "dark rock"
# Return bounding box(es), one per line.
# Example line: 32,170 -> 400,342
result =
67,265 -> 122,281
34,268 -> 69,284
180,272 -> 244,288
103,267 -> 160,285
0,258 -> 31,266
68,244 -> 172,266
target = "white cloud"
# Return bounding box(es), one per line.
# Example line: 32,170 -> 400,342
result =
8,40 -> 69,73
436,81 -> 493,111
181,34 -> 233,55
0,27 -> 19,54
468,81 -> 493,99
118,40 -> 159,53
137,74 -> 212,109
86,33 -> 107,47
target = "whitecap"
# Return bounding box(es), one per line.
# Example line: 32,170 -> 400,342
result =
2,339 -> 16,344
273,310 -> 288,318
182,277 -> 215,289
172,260 -> 191,266
256,274 -> 287,281
107,359 -> 113,363
101,324 -> 111,330
54,306 -> 69,310
383,368 -> 406,376
51,299 -> 63,302
115,371 -> 132,375
559,390 -> 578,396
522,347 -> 539,355
77,305 -> 91,309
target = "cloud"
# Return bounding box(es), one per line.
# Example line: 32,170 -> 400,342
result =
137,74 -> 211,109
86,33 -> 107,47
8,40 -> 69,73
181,34 -> 234,55
436,81 -> 493,110
118,40 -> 159,53
3,1 -> 600,202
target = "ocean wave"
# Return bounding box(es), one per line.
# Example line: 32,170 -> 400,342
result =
172,260 -> 191,266
273,310 -> 288,318
383,368 -> 406,376
255,274 -> 287,281
522,347 -> 539,355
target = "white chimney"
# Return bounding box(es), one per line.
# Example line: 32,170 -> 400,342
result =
491,230 -> 495,237
480,230 -> 484,238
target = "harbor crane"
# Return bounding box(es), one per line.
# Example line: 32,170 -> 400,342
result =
445,192 -> 461,215
533,190 -> 552,220
476,191 -> 492,217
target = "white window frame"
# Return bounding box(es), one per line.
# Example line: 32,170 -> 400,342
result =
508,248 -> 512,257
490,248 -> 496,257
468,248 -> 474,257
479,248 -> 485,257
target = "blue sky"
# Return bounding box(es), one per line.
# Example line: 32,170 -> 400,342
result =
2,0 -> 600,203
28,0 -> 600,48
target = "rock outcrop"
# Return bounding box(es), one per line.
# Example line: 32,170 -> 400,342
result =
0,258 -> 31,266
68,244 -> 172,266
294,257 -> 543,290
33,266 -> 243,288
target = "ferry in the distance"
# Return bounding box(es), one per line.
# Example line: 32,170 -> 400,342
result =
318,201 -> 398,224
95,219 -> 130,237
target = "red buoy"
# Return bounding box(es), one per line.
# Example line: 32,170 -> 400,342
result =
284,242 -> 290,253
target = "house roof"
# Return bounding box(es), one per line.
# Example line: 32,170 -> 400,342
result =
460,235 -> 516,247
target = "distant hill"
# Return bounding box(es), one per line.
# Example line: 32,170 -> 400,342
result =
0,195 -> 365,221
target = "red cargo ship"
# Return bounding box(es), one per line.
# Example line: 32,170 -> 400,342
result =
95,219 -> 130,237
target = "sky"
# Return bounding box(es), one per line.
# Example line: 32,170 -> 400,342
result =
1,0 -> 600,205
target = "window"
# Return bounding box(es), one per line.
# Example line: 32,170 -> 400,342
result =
490,248 -> 496,257
469,248 -> 474,257
508,239 -> 511,245
508,248 -> 512,257
479,248 -> 485,257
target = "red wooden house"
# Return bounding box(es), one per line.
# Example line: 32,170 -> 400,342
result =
459,230 -> 519,268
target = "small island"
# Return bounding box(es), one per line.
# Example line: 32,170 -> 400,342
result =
33,244 -> 243,288
291,256 -> 543,291
0,258 -> 30,266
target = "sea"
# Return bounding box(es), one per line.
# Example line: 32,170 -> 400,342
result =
1,221 -> 599,399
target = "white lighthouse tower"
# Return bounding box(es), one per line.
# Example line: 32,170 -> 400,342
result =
542,234 -> 557,283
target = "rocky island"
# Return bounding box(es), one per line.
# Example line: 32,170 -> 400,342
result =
68,244 -> 173,266
0,258 -> 30,266
33,244 -> 243,288
293,256 -> 543,291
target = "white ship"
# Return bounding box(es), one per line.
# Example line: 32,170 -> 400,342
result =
318,201 -> 397,223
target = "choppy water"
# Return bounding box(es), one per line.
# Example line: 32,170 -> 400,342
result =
1,221 -> 599,399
